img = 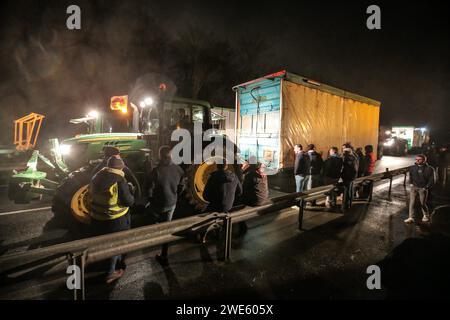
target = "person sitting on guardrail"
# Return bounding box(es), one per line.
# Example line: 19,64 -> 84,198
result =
242,157 -> 270,207
239,157 -> 270,235
294,144 -> 309,193
147,145 -> 185,265
404,154 -> 436,224
89,155 -> 135,284
341,145 -> 359,210
380,205 -> 450,298
203,161 -> 242,213
322,147 -> 343,207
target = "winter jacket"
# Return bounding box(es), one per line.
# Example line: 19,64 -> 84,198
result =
89,167 -> 135,220
242,168 -> 269,206
409,163 -> 435,189
356,151 -> 366,177
341,151 -> 358,181
323,154 -> 343,179
203,170 -> 243,212
306,151 -> 324,175
147,160 -> 185,209
294,151 -> 309,175
364,152 -> 377,175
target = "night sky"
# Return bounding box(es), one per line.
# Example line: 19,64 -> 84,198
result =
0,0 -> 449,144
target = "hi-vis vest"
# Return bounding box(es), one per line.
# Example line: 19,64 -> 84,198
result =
89,168 -> 129,221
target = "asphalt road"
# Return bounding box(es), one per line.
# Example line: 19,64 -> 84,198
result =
4,155 -> 441,299
1,175 -> 422,300
0,156 -> 415,257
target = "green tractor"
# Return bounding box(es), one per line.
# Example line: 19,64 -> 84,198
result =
8,89 -> 240,233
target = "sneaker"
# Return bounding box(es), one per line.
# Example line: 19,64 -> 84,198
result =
404,217 -> 415,224
422,216 -> 430,223
105,269 -> 124,284
155,254 -> 169,266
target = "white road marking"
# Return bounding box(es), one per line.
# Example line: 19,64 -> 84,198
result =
0,206 -> 52,216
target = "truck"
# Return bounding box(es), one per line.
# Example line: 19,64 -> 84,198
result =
233,70 -> 381,191
382,126 -> 429,156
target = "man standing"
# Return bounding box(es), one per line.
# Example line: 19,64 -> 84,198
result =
341,146 -> 359,209
305,144 -> 324,191
147,146 -> 185,265
294,144 -> 308,193
242,158 -> 270,207
322,147 -> 343,207
404,154 -> 435,224
89,155 -> 135,283
364,145 -> 377,176
203,161 -> 242,213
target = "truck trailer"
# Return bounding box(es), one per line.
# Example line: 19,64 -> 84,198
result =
233,70 -> 381,191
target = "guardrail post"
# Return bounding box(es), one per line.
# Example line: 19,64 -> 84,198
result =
69,250 -> 87,301
368,180 -> 374,202
298,199 -> 306,230
222,216 -> 233,261
385,168 -> 393,200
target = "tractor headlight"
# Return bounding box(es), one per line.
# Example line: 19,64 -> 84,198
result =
59,144 -> 72,155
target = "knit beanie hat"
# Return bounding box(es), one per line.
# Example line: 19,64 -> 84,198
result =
107,155 -> 125,169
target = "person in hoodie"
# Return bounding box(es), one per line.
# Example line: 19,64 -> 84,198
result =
294,144 -> 309,192
341,144 -> 359,209
304,144 -> 323,206
322,147 -> 343,207
89,155 -> 135,283
147,145 -> 185,265
203,161 -> 242,213
242,157 -> 270,207
404,154 -> 436,224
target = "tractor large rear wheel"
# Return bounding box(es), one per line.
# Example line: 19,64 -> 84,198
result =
51,166 -> 93,235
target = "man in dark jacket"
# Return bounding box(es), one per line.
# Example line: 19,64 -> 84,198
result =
203,162 -> 242,213
355,147 -> 366,178
322,147 -> 343,207
89,155 -> 135,283
305,144 -> 323,191
294,144 -> 308,192
341,147 -> 359,209
147,145 -> 185,264
404,154 -> 436,224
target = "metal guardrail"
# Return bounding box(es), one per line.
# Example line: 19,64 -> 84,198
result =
0,166 -> 411,299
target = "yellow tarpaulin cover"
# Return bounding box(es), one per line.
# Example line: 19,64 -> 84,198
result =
280,80 -> 380,168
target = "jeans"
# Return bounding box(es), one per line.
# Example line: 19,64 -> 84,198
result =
295,175 -> 306,193
323,177 -> 339,205
305,174 -> 321,190
342,180 -> 354,209
155,204 -> 177,257
409,185 -> 429,219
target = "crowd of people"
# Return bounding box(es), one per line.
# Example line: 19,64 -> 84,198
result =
85,140 -> 449,284
294,143 -> 377,208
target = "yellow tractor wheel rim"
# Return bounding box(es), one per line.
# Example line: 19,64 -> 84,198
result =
70,185 -> 91,224
193,156 -> 235,203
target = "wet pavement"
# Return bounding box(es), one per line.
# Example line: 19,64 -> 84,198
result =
1,155 -> 449,299
0,156 -> 415,256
